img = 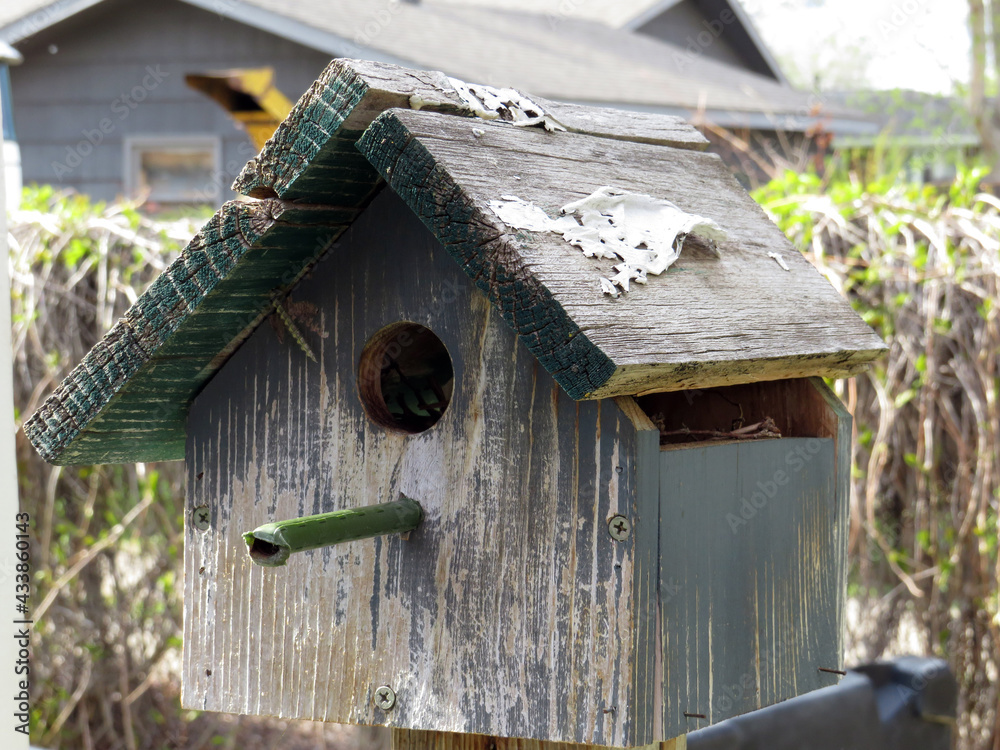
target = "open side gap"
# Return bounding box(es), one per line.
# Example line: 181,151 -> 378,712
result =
636,378 -> 839,449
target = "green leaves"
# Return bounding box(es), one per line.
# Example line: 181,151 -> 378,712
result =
756,158 -> 1000,742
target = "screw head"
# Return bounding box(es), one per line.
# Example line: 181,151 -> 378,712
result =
192,506 -> 211,532
373,685 -> 396,711
608,514 -> 631,541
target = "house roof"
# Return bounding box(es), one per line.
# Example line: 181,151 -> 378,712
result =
0,0 -> 874,134
623,0 -> 788,84
424,0 -> 663,28
24,58 -> 885,465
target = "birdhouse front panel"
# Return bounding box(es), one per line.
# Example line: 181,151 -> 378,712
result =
181,188 -> 659,747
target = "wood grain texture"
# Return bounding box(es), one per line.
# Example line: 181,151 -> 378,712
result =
25,57 -> 875,466
232,55 -> 708,202
807,377 -> 853,670
357,108 -> 886,399
391,728 -> 688,749
23,199 -> 349,464
630,420 -> 662,745
639,378 -> 852,738
530,96 -> 708,151
25,59 -> 464,465
637,377 -> 853,448
658,438 -> 842,736
183,189 -> 654,746
232,58 -> 467,200
391,730 -> 582,750
358,111 -> 617,400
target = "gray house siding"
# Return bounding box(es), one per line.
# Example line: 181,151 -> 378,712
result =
10,0 -> 331,202
637,0 -> 772,79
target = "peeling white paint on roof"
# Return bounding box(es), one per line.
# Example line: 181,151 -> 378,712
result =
489,187 -> 727,296
448,77 -> 566,132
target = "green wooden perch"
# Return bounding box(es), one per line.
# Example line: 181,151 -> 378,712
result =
243,497 -> 424,567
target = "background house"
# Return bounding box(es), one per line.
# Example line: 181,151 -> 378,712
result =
0,0 -> 878,204
431,0 -> 788,82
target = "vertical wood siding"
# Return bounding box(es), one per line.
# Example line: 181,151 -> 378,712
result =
183,188 -> 649,746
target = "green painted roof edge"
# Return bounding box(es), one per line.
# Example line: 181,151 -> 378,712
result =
22,59 -> 471,465
356,109 -> 617,400
232,59 -> 371,199
23,200 -> 353,464
233,59 -> 467,200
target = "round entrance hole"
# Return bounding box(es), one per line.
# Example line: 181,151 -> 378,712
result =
357,322 -> 454,434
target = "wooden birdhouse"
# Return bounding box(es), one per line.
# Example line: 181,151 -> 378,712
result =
25,60 -> 886,749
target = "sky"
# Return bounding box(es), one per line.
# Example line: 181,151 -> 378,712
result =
742,0 -> 971,94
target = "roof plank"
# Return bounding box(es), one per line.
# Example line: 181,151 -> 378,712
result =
356,108 -> 886,398
232,59 -> 467,199
532,95 -> 708,150
23,200 -> 352,464
24,58 -> 471,465
232,57 -> 707,202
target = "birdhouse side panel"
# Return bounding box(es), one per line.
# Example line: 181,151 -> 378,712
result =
657,433 -> 846,736
182,188 -> 654,746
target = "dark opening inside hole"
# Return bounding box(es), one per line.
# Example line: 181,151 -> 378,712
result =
248,537 -> 284,563
358,322 -> 454,434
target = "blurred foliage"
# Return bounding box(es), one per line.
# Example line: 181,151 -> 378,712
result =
11,188 -> 386,749
11,187 -> 193,748
755,163 -> 1000,750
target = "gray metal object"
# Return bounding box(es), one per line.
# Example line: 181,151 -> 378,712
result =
607,514 -> 631,541
191,506 -> 211,532
373,685 -> 396,711
686,657 -> 956,750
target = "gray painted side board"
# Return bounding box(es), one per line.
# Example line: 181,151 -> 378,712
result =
658,437 -> 845,736
10,0 -> 331,201
183,187 -> 652,746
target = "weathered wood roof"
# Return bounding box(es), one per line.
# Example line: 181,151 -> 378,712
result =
24,58 -> 884,465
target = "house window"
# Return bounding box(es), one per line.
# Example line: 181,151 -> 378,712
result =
124,136 -> 221,203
